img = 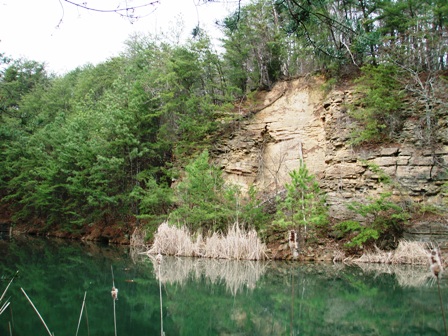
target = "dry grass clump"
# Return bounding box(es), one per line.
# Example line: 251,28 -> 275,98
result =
332,249 -> 349,263
202,224 -> 266,260
147,222 -> 267,260
130,226 -> 146,247
354,240 -> 430,265
148,222 -> 198,257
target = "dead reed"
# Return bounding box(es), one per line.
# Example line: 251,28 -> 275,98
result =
130,226 -> 146,247
147,221 -> 267,260
0,270 -> 18,316
111,266 -> 118,336
429,247 -> 447,336
20,287 -> 53,336
75,291 -> 87,336
157,254 -> 165,336
354,240 -> 429,265
0,300 -> 9,316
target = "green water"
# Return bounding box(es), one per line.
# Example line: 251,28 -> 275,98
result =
0,236 -> 446,336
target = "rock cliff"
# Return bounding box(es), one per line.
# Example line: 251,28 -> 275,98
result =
212,76 -> 448,246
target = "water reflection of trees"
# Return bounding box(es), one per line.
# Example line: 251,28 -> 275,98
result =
148,256 -> 268,296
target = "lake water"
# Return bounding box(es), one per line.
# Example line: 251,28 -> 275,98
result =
0,236 -> 446,335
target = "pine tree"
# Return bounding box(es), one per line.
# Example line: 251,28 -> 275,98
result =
274,161 -> 328,246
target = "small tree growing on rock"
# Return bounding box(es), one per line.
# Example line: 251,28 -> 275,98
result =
336,192 -> 409,250
274,161 -> 329,249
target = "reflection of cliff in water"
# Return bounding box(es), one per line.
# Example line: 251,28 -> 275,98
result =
148,256 -> 269,295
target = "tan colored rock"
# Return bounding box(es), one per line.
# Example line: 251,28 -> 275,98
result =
396,166 -> 432,180
215,77 -> 447,223
324,163 -> 365,179
409,155 -> 435,166
380,147 -> 400,156
397,156 -> 410,165
372,156 -> 397,166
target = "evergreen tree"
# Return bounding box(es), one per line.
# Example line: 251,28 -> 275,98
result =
274,162 -> 328,245
171,150 -> 226,232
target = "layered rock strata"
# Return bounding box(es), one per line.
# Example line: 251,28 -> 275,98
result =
213,77 -> 448,245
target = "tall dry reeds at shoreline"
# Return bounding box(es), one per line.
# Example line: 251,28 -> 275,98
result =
147,222 -> 267,260
147,255 -> 268,296
354,240 -> 430,265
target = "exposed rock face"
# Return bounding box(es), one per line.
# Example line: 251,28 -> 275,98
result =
213,77 -> 448,243
214,78 -> 327,195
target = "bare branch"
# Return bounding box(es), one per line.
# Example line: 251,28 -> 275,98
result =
61,0 -> 160,14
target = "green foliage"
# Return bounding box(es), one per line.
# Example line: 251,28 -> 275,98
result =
130,170 -> 173,224
337,220 -> 380,248
0,33 -> 236,231
170,151 -> 268,233
241,185 -> 269,230
349,64 -> 405,145
223,184 -> 269,232
0,58 -> 50,119
170,150 -> 229,232
361,160 -> 392,185
274,162 -> 328,242
222,0 -> 286,92
320,78 -> 337,95
337,192 -> 409,248
412,202 -> 445,216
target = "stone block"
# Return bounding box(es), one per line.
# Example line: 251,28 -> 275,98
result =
409,156 -> 434,166
325,163 -> 366,179
396,166 -> 432,180
372,156 -> 397,166
397,156 -> 410,165
382,166 -> 397,176
380,147 -> 400,156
